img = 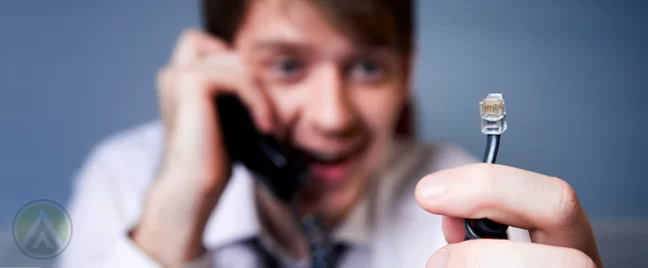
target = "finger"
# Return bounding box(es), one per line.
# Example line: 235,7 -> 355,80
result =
416,163 -> 572,229
442,216 -> 465,244
195,54 -> 274,132
165,53 -> 273,132
171,28 -> 229,65
415,163 -> 600,261
426,240 -> 596,268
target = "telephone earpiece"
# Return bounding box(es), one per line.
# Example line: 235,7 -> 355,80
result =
215,94 -> 311,202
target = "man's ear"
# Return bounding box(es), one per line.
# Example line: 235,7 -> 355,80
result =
395,101 -> 414,137
402,50 -> 416,100
395,51 -> 416,137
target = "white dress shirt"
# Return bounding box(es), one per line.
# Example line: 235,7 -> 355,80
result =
56,121 -> 529,268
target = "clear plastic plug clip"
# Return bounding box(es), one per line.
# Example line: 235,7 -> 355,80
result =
479,93 -> 507,135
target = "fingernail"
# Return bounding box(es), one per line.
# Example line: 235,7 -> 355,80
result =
427,247 -> 449,268
420,175 -> 450,200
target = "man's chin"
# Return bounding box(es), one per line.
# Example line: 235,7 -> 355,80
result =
299,175 -> 348,202
298,152 -> 367,211
297,176 -> 363,224
304,175 -> 348,194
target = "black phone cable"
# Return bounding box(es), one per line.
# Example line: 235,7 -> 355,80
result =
464,94 -> 510,240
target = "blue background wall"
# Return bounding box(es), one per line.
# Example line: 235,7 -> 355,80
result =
0,0 -> 646,266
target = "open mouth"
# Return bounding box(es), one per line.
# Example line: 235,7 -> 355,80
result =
301,140 -> 370,184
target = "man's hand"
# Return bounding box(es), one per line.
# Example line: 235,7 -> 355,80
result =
415,163 -> 603,267
130,29 -> 274,266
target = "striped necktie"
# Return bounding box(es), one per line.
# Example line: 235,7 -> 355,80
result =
249,237 -> 349,268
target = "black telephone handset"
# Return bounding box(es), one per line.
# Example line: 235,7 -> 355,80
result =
217,95 -> 348,268
216,95 -> 311,202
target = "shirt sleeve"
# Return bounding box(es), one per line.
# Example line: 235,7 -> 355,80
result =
55,140 -> 214,268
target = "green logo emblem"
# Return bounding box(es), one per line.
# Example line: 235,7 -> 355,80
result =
12,199 -> 72,259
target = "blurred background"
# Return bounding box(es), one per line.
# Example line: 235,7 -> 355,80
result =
0,0 -> 646,266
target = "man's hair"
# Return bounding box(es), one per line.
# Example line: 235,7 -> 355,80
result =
200,0 -> 416,136
200,0 -> 415,55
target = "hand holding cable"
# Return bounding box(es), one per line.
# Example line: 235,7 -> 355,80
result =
415,94 -> 603,267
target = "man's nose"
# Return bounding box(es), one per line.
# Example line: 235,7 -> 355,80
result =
307,67 -> 356,136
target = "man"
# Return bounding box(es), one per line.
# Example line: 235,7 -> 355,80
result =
59,0 -> 603,267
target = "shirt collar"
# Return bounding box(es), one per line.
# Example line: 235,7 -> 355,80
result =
331,194 -> 370,246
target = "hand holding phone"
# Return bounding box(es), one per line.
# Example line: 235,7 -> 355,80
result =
132,29 -> 278,266
216,95 -> 311,202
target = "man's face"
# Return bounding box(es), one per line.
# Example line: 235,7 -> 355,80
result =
234,0 -> 410,216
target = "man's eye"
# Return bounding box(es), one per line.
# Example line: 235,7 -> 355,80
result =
269,57 -> 305,81
349,59 -> 384,82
